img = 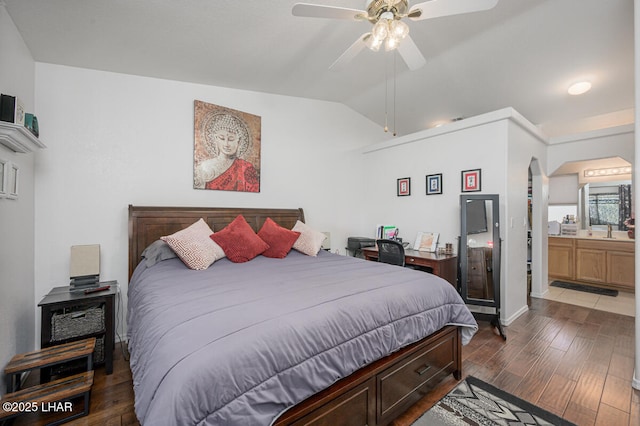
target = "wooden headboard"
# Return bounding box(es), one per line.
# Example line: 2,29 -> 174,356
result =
128,205 -> 305,280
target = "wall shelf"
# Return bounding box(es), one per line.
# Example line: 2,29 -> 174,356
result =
0,121 -> 46,153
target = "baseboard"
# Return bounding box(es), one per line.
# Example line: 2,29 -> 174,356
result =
530,289 -> 548,298
633,370 -> 640,390
467,303 -> 529,327
502,304 -> 529,326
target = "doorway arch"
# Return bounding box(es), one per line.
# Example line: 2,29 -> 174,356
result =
528,158 -> 548,299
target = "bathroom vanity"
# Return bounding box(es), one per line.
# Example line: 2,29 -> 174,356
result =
549,236 -> 635,293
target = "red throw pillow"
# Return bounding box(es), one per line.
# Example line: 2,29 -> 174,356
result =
210,215 -> 269,263
258,218 -> 301,258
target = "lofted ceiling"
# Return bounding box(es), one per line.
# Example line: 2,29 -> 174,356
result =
3,0 -> 635,138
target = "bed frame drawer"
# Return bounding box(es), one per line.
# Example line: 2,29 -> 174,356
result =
273,326 -> 461,426
290,378 -> 375,426
377,331 -> 456,423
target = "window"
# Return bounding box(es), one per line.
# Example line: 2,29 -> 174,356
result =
589,192 -> 619,226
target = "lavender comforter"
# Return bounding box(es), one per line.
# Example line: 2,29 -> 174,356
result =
127,250 -> 477,425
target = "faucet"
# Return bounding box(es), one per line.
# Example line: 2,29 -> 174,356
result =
607,224 -> 612,238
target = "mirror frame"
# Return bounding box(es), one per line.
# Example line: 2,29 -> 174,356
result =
459,194 -> 501,308
459,193 -> 505,339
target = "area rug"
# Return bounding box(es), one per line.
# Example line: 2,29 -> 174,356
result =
551,280 -> 618,297
412,376 -> 576,426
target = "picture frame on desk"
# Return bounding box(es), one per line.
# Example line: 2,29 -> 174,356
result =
426,173 -> 442,195
414,232 -> 439,252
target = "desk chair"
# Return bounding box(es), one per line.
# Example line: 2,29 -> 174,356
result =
376,239 -> 405,266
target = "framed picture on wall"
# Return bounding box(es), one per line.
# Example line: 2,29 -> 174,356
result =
426,173 -> 442,195
461,169 -> 481,192
193,100 -> 261,193
397,177 -> 411,196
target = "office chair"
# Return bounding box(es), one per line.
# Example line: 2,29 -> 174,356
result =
376,239 -> 405,266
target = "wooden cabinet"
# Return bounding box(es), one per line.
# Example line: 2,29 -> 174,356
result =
575,240 -> 608,284
548,237 -> 574,281
576,249 -> 606,283
548,237 -> 635,292
607,250 -> 635,289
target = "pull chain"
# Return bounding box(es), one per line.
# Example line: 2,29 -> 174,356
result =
384,55 -> 389,133
393,51 -> 397,137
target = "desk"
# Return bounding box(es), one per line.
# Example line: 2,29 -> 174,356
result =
361,247 -> 457,287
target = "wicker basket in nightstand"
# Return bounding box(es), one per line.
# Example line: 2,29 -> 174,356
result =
39,285 -> 117,378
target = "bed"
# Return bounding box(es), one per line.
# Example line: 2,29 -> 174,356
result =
127,205 -> 478,425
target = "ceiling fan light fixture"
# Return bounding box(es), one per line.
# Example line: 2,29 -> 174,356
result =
372,19 -> 389,39
389,19 -> 409,40
366,35 -> 383,51
369,12 -> 408,53
293,0 -> 495,71
379,11 -> 395,21
384,36 -> 400,51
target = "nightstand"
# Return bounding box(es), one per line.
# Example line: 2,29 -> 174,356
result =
38,284 -> 117,378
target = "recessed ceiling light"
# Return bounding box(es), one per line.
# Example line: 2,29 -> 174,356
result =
568,81 -> 592,95
430,117 -> 464,129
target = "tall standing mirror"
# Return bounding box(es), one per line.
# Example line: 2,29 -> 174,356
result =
459,194 -> 504,339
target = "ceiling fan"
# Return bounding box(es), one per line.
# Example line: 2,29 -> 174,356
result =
292,0 -> 499,71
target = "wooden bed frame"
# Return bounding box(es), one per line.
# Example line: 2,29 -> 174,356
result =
127,205 -> 462,426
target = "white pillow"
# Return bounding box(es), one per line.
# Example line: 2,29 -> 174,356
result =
161,218 -> 225,270
291,220 -> 326,256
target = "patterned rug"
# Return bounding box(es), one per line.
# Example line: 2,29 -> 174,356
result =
412,376 -> 576,426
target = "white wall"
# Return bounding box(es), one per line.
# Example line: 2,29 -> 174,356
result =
547,126 -> 635,174
359,112 -> 507,247
548,175 -> 579,204
358,108 -> 548,325
0,4 -> 37,394
504,119 -> 548,323
548,205 -> 578,223
33,63 -> 385,339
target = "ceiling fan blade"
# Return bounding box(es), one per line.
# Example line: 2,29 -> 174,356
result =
397,34 -> 426,71
329,33 -> 369,71
409,0 -> 499,21
292,3 -> 367,20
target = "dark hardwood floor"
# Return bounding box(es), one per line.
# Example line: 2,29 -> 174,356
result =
393,297 -> 640,426
12,297 -> 639,425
